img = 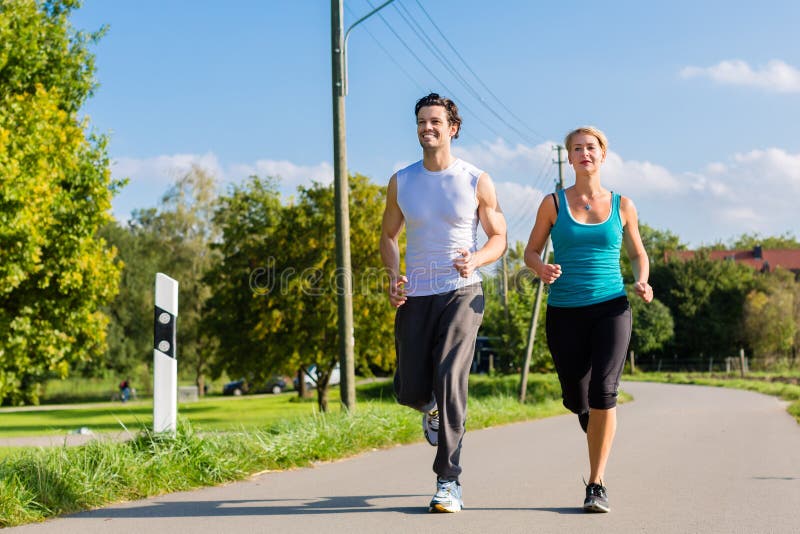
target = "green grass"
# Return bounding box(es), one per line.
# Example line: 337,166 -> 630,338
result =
0,374 -> 572,527
625,371 -> 800,424
0,391 -> 341,438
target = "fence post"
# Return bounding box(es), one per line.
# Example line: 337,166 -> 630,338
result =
629,350 -> 635,374
739,348 -> 746,378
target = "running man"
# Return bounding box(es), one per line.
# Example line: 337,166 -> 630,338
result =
380,92 -> 507,513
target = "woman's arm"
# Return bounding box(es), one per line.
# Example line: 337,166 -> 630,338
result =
620,196 -> 653,303
524,194 -> 561,284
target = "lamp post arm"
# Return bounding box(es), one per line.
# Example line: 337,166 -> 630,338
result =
342,0 -> 396,95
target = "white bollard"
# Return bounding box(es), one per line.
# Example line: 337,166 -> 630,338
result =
153,273 -> 178,433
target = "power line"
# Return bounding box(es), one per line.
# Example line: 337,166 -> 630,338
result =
343,3 -> 427,94
411,0 -> 547,143
363,0 -> 508,141
392,0 -> 541,147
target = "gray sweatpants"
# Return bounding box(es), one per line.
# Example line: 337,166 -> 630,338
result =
393,284 -> 484,481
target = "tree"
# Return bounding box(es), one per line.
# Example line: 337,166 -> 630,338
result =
203,175 -> 286,386
272,175 -> 395,411
481,270 -> 552,373
621,223 -> 687,281
100,166 -> 221,395
97,219 -> 162,377
651,251 -> 756,360
742,268 -> 798,360
206,174 -> 395,412
0,0 -> 120,404
157,166 -> 220,395
627,289 -> 674,356
729,232 -> 800,250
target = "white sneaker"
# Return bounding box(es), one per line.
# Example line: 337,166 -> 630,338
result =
429,479 -> 462,513
422,405 -> 439,446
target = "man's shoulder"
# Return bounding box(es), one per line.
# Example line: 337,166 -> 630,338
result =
452,158 -> 484,179
396,159 -> 423,177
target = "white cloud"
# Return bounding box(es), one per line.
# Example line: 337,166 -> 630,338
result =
229,160 -> 333,190
110,146 -> 800,248
638,147 -> 800,245
680,59 -> 800,93
453,139 -> 800,247
113,152 -> 224,187
602,153 -> 682,196
454,139 -> 555,184
110,153 -> 333,222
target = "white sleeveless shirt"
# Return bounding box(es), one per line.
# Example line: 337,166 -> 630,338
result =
396,158 -> 483,296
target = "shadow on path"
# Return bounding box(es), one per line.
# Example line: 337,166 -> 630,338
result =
71,495 -> 430,519
69,496 -> 588,520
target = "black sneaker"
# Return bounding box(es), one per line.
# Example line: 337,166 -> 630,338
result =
583,482 -> 610,513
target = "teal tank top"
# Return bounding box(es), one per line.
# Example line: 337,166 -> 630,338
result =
547,188 -> 626,307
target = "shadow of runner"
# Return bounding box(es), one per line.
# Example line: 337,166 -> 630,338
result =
66,495 -> 431,519
471,507 -> 585,515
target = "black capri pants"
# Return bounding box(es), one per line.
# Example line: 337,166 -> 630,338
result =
545,295 -> 632,413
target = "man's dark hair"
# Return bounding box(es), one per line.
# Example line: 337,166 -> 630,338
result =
414,92 -> 462,139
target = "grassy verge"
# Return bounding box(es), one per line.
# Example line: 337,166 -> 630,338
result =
625,372 -> 800,424
0,391 -> 343,438
0,374 -> 569,527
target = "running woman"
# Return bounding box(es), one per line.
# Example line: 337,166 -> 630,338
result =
524,126 -> 653,513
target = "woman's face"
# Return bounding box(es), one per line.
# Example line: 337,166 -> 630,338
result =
568,133 -> 605,173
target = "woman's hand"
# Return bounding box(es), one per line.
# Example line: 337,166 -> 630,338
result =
538,263 -> 562,284
633,281 -> 653,303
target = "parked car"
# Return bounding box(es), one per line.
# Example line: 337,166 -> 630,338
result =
266,375 -> 288,394
222,375 -> 289,396
222,379 -> 248,396
294,363 -> 341,390
471,336 -> 513,374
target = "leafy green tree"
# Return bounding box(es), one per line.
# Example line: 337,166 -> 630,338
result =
273,175 -> 395,411
742,268 -> 798,359
626,289 -> 674,356
651,251 -> 756,360
483,240 -> 554,373
157,166 -> 220,395
729,233 -> 800,250
203,175 -> 286,386
206,174 -> 395,412
100,166 -> 220,395
97,219 -> 162,377
480,273 -> 552,373
0,0 -> 120,404
621,223 -> 686,281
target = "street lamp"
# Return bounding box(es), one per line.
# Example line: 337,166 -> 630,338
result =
331,0 -> 396,410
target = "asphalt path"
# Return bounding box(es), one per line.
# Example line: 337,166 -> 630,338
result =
8,382 -> 800,533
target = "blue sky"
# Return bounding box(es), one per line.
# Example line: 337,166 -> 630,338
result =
71,0 -> 800,249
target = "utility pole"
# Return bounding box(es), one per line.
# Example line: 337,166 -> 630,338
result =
554,144 -> 566,189
331,0 -> 355,410
331,0 -> 396,411
501,252 -> 510,327
519,146 -> 566,403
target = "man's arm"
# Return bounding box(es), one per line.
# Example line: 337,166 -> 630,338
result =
453,172 -> 507,277
380,174 -> 408,307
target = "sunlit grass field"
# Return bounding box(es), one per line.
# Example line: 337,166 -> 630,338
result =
0,391 -> 337,438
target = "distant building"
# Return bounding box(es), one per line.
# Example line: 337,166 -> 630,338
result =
666,246 -> 800,275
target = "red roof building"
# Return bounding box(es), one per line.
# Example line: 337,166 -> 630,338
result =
666,246 -> 800,274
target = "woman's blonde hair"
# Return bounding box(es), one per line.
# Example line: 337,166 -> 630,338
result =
564,126 -> 608,155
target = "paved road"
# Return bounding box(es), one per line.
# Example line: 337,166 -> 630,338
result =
8,382 -> 800,533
